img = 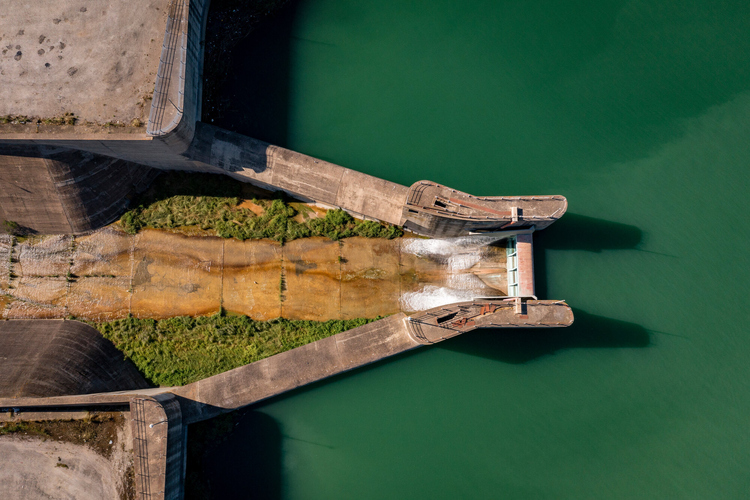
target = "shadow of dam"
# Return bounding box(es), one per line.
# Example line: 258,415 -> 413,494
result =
437,309 -> 650,364
533,213 -> 643,298
186,410 -> 283,500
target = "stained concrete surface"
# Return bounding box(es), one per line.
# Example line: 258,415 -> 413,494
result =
1,229 -> 509,321
130,230 -> 224,318
0,0 -> 169,124
0,436 -> 121,500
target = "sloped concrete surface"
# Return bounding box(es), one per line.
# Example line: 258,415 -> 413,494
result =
0,320 -> 149,398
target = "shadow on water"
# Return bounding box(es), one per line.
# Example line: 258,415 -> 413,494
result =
437,309 -> 650,364
184,310 -> 650,497
537,213 -> 642,252
186,409 -> 283,500
205,0 -> 303,147
183,348 -> 422,499
534,213 -> 642,298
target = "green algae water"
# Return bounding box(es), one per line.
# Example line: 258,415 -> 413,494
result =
195,1 -> 750,498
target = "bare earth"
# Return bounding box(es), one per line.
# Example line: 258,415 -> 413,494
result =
0,436 -> 122,500
0,0 -> 169,123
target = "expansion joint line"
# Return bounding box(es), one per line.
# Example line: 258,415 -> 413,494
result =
279,245 -> 285,318
219,239 -> 225,313
128,233 -> 136,316
398,238 -> 403,312
64,235 -> 76,317
338,240 -> 343,318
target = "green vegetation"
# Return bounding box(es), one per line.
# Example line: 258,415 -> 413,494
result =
119,172 -> 403,243
3,220 -> 20,235
0,415 -> 122,458
91,314 -> 378,386
0,113 -> 76,125
0,422 -> 48,437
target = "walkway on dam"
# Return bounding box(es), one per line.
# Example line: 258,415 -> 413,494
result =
0,228 -> 509,321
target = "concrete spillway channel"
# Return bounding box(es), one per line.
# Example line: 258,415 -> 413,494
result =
3,229 -> 533,321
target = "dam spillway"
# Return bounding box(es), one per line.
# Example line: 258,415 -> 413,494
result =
0,228 -> 528,321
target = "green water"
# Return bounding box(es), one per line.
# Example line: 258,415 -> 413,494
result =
200,1 -> 750,498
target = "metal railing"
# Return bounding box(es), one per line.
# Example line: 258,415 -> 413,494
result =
131,398 -> 153,500
147,0 -> 188,136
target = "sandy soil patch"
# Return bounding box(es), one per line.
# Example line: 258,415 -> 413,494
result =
0,415 -> 133,499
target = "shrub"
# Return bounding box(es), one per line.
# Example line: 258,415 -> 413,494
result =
119,172 -> 404,242
91,314 -> 379,386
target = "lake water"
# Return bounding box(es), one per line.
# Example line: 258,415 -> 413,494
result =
194,1 -> 750,498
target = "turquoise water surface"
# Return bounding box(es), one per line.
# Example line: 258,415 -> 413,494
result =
197,1 -> 750,498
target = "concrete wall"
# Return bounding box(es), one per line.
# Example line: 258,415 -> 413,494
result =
174,314 -> 421,424
402,181 -> 568,237
187,123 -> 409,224
130,394 -> 186,500
0,145 -> 159,234
0,0 -> 209,171
0,320 -> 149,398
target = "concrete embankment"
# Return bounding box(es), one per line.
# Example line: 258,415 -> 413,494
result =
188,123 -> 410,225
0,298 -> 573,414
173,314 -> 420,423
0,299 -> 573,499
173,299 -> 573,423
130,394 -> 186,500
0,145 -> 158,234
0,320 -> 148,398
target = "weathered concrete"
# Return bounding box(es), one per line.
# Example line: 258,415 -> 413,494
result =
188,123 -> 411,225
0,145 -> 159,234
405,299 -> 573,344
185,125 -> 567,237
130,394 -> 185,500
172,299 -> 572,423
0,0 -> 209,173
402,180 -> 568,237
0,0 -> 169,124
0,319 -> 149,398
173,313 -> 420,423
0,298 -> 573,499
0,300 -> 573,414
2,231 -> 516,321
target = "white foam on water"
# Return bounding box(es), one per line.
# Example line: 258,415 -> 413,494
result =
447,253 -> 480,272
400,285 -> 479,311
400,235 -> 507,311
401,234 -> 504,258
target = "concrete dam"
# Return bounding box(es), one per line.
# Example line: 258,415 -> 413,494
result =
0,1 -> 572,499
